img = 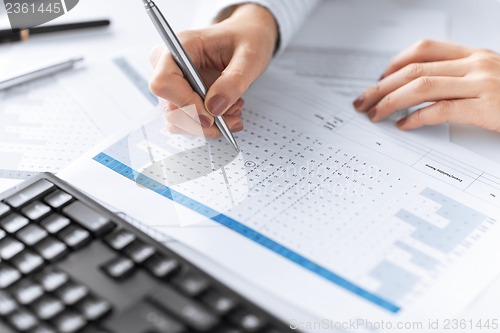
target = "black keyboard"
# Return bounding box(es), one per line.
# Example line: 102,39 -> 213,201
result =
0,173 -> 295,333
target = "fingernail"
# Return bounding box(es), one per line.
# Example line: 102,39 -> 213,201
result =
232,121 -> 243,132
368,107 -> 377,120
199,115 -> 213,128
207,95 -> 229,116
226,107 -> 242,117
353,95 -> 365,110
397,118 -> 407,128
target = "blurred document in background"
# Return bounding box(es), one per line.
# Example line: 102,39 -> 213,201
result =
275,0 -> 448,98
0,54 -> 156,182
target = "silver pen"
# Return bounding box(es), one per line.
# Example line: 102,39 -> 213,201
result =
141,0 -> 240,151
0,57 -> 84,91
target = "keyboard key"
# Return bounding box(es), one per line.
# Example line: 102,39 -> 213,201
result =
56,282 -> 89,306
32,295 -> 65,320
52,311 -> 87,333
0,237 -> 25,260
0,213 -> 29,233
21,201 -> 52,221
58,225 -> 91,249
9,308 -> 39,332
229,309 -> 267,332
102,256 -> 135,279
63,202 -> 115,236
0,202 -> 10,218
148,286 -> 219,331
0,290 -> 17,316
41,214 -> 71,234
11,250 -> 45,275
145,255 -> 180,279
5,179 -> 54,208
13,281 -> 44,305
16,224 -> 48,246
37,269 -> 69,292
123,240 -> 155,264
44,190 -> 73,209
0,229 -> 5,240
0,263 -> 22,288
105,300 -> 185,333
34,237 -> 68,261
172,271 -> 210,297
201,290 -> 237,315
76,296 -> 112,321
104,229 -> 136,251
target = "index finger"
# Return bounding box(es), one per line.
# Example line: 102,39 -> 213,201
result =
149,44 -> 164,69
149,46 -> 215,128
383,40 -> 474,78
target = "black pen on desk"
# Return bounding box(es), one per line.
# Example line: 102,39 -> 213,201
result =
0,57 -> 84,91
141,0 -> 240,152
0,20 -> 111,44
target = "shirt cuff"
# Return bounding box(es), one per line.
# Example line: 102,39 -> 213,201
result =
205,0 -> 319,54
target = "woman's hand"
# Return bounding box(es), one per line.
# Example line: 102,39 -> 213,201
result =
353,40 -> 500,133
149,4 -> 278,138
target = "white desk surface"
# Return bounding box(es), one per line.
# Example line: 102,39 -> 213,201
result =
1,0 -> 500,322
0,0 -> 201,70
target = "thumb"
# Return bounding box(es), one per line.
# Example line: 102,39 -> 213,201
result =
205,48 -> 266,116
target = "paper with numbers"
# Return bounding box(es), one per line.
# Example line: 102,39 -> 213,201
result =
61,68 -> 500,325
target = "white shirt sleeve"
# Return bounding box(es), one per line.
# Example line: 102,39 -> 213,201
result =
204,0 -> 320,53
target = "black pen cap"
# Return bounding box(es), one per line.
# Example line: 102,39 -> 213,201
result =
0,29 -> 22,43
